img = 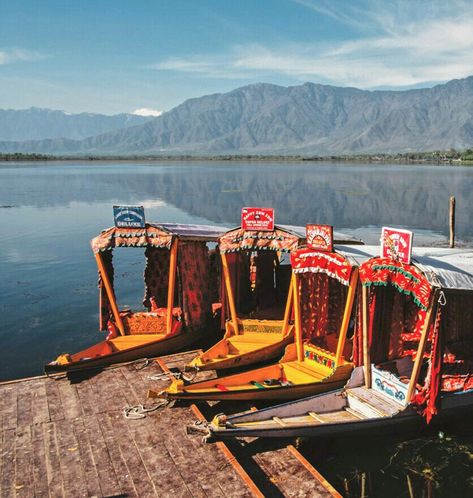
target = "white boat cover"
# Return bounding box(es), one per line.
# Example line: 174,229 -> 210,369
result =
340,245 -> 473,291
158,223 -> 229,241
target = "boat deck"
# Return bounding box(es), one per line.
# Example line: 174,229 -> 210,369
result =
0,350 -> 340,497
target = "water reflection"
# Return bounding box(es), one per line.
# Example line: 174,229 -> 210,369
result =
1,161 -> 473,239
0,160 -> 473,380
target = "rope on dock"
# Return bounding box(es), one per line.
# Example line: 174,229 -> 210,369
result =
123,400 -> 169,419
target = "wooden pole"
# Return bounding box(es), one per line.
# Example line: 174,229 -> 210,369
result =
335,268 -> 359,367
449,196 -> 456,248
166,238 -> 179,335
221,252 -> 239,334
94,252 -> 125,335
292,274 -> 304,362
362,285 -> 371,388
281,277 -> 294,336
406,294 -> 437,402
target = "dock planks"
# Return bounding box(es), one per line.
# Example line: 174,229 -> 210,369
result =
0,351 -> 339,497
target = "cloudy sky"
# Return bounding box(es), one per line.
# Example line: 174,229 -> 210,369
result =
1,0 -> 472,114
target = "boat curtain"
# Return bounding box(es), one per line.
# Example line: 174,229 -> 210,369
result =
143,247 -> 171,310
299,273 -> 347,345
225,252 -> 252,315
255,251 -> 278,310
178,241 -> 212,331
98,250 -> 114,331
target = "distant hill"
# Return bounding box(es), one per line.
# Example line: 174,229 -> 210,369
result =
1,77 -> 473,154
0,107 -> 152,141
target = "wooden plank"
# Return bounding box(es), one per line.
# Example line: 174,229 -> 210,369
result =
104,412 -> 161,497
54,419 -> 89,497
0,384 -> 18,430
56,381 -> 82,420
14,425 -> 34,498
71,418 -> 103,497
286,445 -> 342,498
1,428 -> 16,498
82,415 -> 122,497
31,424 -> 49,497
43,422 -> 66,497
96,412 -> 138,497
45,379 -> 65,422
30,379 -> 50,425
16,381 -> 33,430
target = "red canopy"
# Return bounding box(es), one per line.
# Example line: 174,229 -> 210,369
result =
291,248 -> 354,286
359,257 -> 432,310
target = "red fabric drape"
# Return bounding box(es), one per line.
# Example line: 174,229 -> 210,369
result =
143,247 -> 171,309
413,303 -> 442,423
178,241 -> 212,331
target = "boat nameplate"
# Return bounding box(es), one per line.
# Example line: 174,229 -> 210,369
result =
113,205 -> 146,228
371,364 -> 409,405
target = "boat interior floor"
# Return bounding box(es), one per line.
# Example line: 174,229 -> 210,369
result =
233,387 -> 403,428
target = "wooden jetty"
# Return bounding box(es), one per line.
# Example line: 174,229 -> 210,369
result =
0,350 -> 340,497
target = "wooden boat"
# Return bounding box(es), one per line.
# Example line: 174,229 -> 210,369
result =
185,224 -> 303,372
205,243 -> 473,438
186,224 -> 364,373
160,242 -> 373,401
45,222 -> 228,373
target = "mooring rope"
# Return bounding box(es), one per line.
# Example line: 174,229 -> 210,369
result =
123,400 -> 170,419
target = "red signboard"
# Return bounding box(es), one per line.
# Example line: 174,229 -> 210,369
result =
381,227 -> 413,264
306,224 -> 333,252
241,207 -> 275,232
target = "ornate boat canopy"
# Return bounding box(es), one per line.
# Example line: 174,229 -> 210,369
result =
91,223 -> 229,253
219,225 -> 304,253
291,245 -> 373,286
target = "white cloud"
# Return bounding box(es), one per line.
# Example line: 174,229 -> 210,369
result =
0,48 -> 45,65
151,1 -> 473,88
132,108 -> 163,117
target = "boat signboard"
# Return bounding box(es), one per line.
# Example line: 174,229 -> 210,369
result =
113,205 -> 146,228
241,207 -> 274,232
381,227 -> 413,264
306,224 -> 333,252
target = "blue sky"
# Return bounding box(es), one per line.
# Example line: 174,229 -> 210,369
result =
1,0 -> 472,114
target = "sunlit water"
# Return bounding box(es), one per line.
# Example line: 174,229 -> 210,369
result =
1,160 -> 473,497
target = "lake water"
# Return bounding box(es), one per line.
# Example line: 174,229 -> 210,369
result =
1,160 -> 473,496
1,160 -> 473,381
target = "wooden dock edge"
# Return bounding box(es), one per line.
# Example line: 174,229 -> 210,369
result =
156,357 -> 265,497
156,357 -> 341,498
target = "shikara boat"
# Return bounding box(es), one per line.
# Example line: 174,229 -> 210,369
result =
185,224 -> 303,373
186,224 -> 364,373
206,244 -> 473,438
45,222 -> 227,373
161,243 -> 372,401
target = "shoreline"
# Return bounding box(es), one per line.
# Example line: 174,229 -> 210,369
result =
1,152 -> 473,164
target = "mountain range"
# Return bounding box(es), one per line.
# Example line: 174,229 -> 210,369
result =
1,76 -> 473,155
0,107 -> 152,141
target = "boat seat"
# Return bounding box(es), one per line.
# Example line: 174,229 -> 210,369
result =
282,362 -> 327,384
229,332 -> 283,344
110,334 -> 166,351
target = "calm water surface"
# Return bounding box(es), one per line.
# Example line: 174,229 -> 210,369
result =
1,160 -> 473,497
1,160 -> 473,380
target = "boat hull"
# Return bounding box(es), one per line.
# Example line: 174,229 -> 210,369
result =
44,329 -> 208,374
186,334 -> 293,372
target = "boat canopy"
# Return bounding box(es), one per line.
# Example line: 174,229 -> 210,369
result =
291,245 -> 374,286
356,246 -> 473,297
279,225 -> 364,246
91,223 -> 229,253
219,225 -> 303,253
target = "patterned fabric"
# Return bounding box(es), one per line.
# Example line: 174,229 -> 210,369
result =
143,247 -> 171,309
91,224 -> 173,253
299,273 -> 348,343
219,226 -> 301,253
178,241 -> 212,331
291,249 -> 353,286
359,257 -> 432,311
